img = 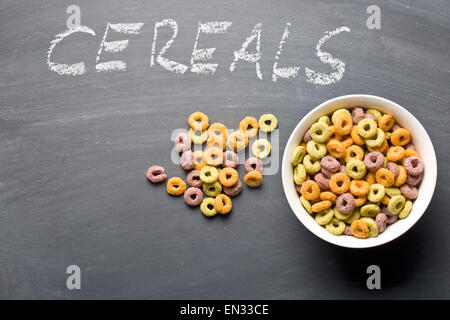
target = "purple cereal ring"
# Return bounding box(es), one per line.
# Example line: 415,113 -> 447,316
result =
223,179 -> 243,197
321,167 -> 335,178
392,123 -> 402,131
339,165 -> 347,174
146,165 -> 167,183
344,225 -> 353,236
403,156 -> 424,176
186,170 -> 203,188
303,128 -> 312,143
351,107 -> 365,124
380,205 -> 398,224
174,132 -> 191,153
314,173 -> 330,190
245,157 -> 263,173
224,150 -> 239,168
180,150 -> 195,170
336,193 -> 355,214
364,152 -> 384,170
406,173 -> 423,186
183,187 -> 203,206
406,143 -> 416,151
375,213 -> 388,233
400,184 -> 418,200
320,155 -> 340,173
364,113 -> 376,121
386,162 -> 399,179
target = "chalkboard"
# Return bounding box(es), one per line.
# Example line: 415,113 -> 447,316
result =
0,0 -> 449,299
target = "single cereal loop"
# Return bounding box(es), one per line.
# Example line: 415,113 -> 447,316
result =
203,181 -> 222,197
329,173 -> 350,194
331,109 -> 351,124
315,208 -> 334,225
351,126 -> 365,145
403,156 -> 424,176
376,213 -> 388,233
258,114 -> 278,132
183,187 -> 203,206
214,194 -> 232,215
375,168 -> 395,187
394,166 -> 407,186
379,113 -> 395,131
327,139 -> 346,159
360,204 -> 380,218
174,132 -> 191,153
291,146 -> 306,166
385,187 -> 401,198
320,191 -> 337,203
303,155 -> 322,175
388,195 -> 406,215
200,197 -> 217,217
321,155 -> 340,173
300,196 -> 313,214
223,179 -> 243,197
365,128 -> 385,148
310,122 -> 331,143
399,200 -> 413,219
186,170 -> 203,188
300,180 -> 321,200
146,165 -> 167,183
199,166 -> 219,184
357,118 -> 377,139
349,179 -> 370,197
166,177 -> 187,196
326,218 -> 346,235
354,195 -> 367,207
334,113 -> 353,135
227,131 -> 249,151
387,146 -> 405,162
312,200 -> 332,213
252,139 -> 271,159
346,159 -> 367,180
306,141 -> 327,160
293,164 -> 307,185
219,167 -> 239,187
193,150 -> 206,170
400,184 -> 418,200
391,128 -> 411,146
189,128 -> 208,144
345,145 -> 364,162
204,147 -> 224,166
245,157 -> 263,173
244,170 -> 263,188
239,116 -> 259,138
314,173 -> 330,190
208,123 -> 228,141
345,208 -> 361,224
180,150 -> 195,170
364,151 -> 384,171
188,111 -> 209,131
223,150 -> 239,168
367,184 -> 386,203
350,220 -> 370,239
336,193 -> 355,214
351,107 -> 365,124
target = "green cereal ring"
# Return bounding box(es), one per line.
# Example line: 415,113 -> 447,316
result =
367,108 -> 382,122
252,139 -> 271,159
385,187 -> 401,198
310,122 -> 331,143
306,140 -> 327,160
258,114 -> 278,132
388,195 -> 406,215
360,204 -> 380,217
189,128 -> 208,144
346,159 -> 367,179
334,206 -> 352,220
303,155 -> 321,175
200,166 -> 219,184
293,164 -> 307,185
300,196 -> 313,214
318,116 -> 331,125
203,181 -> 222,197
367,184 -> 385,203
360,217 -> 379,237
315,208 -> 334,225
345,207 -> 361,224
331,109 -> 351,124
291,146 -> 306,166
200,197 -> 217,217
399,200 -> 413,219
326,218 -> 346,235
357,118 -> 377,139
365,128 -> 385,148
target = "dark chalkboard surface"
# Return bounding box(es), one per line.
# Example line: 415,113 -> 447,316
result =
0,0 -> 449,299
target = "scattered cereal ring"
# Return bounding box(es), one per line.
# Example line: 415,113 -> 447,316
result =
223,150 -> 239,168
336,192 -> 355,214
252,139 -> 271,159
188,111 -> 209,131
326,218 -> 346,235
399,184 -> 418,200
367,184 -> 385,203
329,172 -> 350,194
300,180 -> 321,200
375,168 -> 395,187
315,208 -> 334,225
146,165 -> 167,183
208,123 -> 227,149
399,200 -> 413,219
345,145 -> 364,162
387,146 -> 405,162
200,197 -> 217,217
200,166 -> 219,184
334,113 -> 353,135
227,131 -> 249,151
244,170 -> 263,188
174,132 -> 191,153
303,155 -> 322,175
183,187 -> 203,206
294,164 -> 307,185
388,195 -> 406,215
320,191 -> 337,203
193,150 -> 206,170
314,172 -> 330,190
291,146 -> 306,166
349,179 -> 370,197
306,140 -> 327,160
207,134 -> 226,151
394,165 -> 407,186
187,170 -> 203,188
245,157 -> 263,173
346,159 -> 367,180
258,114 -> 278,132
239,116 -> 259,138
223,179 -> 243,197
403,156 -> 424,176
219,167 -> 239,187
204,147 -> 224,166
310,122 -> 331,143
360,204 -> 380,218
214,194 -> 232,215
351,107 -> 365,124
350,220 -> 370,239
189,128 -> 208,144
203,181 -> 222,197
312,200 -> 332,213
357,118 -> 377,139
351,125 -> 365,145
166,177 -> 187,196
391,128 -> 411,146
360,217 -> 378,237
365,128 -> 385,148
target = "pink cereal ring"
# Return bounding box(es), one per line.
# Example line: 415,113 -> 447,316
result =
245,157 -> 263,173
336,192 -> 355,214
183,187 -> 203,206
364,113 -> 376,121
314,173 -> 330,190
403,156 -> 424,176
321,167 -> 335,178
186,170 -> 203,188
364,152 -> 384,170
224,150 -> 239,168
381,205 -> 398,224
303,128 -> 312,143
406,143 -> 416,151
146,165 -> 167,183
320,155 -> 340,173
406,172 -> 423,186
174,132 -> 191,153
223,179 -> 243,197
344,225 -> 353,236
351,107 -> 365,124
180,150 -> 195,170
339,165 -> 347,174
400,184 -> 418,200
375,213 -> 388,233
386,162 -> 399,179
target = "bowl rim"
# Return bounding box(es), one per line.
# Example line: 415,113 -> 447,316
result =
281,94 -> 437,249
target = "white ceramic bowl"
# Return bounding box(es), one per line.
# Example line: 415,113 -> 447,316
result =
282,94 -> 437,248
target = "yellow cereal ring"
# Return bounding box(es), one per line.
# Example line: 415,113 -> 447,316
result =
200,197 -> 217,217
303,155 -> 322,175
326,218 -> 346,235
334,207 -> 352,220
334,113 -> 353,135
345,208 -> 361,224
360,204 -> 380,218
291,146 -> 306,166
252,139 -> 271,159
367,139 -> 388,154
366,108 -> 382,121
388,195 -> 406,215
394,165 -> 407,186
227,131 -> 249,151
315,208 -> 334,225
399,200 -> 413,219
318,115 -> 331,125
300,196 -> 313,214
331,109 -> 351,124
244,170 -> 263,188
350,220 -> 370,239
349,179 -> 370,197
351,125 -> 365,145
312,200 -> 332,213
204,147 -> 224,166
387,146 -> 405,162
310,122 -> 332,143
219,167 -> 239,187
358,118 -> 377,139
346,159 -> 367,180
188,111 -> 209,131
189,128 -> 208,144
214,194 -> 232,215
375,168 -> 395,187
258,114 -> 278,132
166,177 -> 187,196
378,113 -> 395,131
300,180 -> 321,200
203,181 -> 222,197
329,173 -> 350,194
320,191 -> 337,203
391,128 -> 411,146
345,145 -> 364,162
367,184 -> 385,203
306,140 -> 327,160
385,187 -> 401,197
293,164 -> 307,185
239,116 -> 259,138
199,166 -> 219,184
365,128 -> 385,148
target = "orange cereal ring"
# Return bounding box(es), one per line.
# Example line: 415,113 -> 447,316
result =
341,136 -> 354,149
391,128 -> 411,146
214,194 -> 232,214
387,146 -> 405,162
193,150 -> 206,170
349,179 -> 370,197
381,195 -> 391,205
219,167 -> 239,187
404,148 -> 421,159
345,145 -> 364,162
208,122 -> 227,139
354,195 -> 367,207
207,134 -> 226,150
378,113 -> 395,131
320,191 -> 337,203
375,168 -> 395,187
244,170 -> 263,188
311,200 -> 332,213
328,125 -> 336,136
327,139 -> 346,159
300,180 -> 321,200
334,113 -> 353,135
394,165 -> 407,187
329,173 -> 350,194
188,111 -> 209,131
239,116 -> 259,138
365,172 -> 376,185
227,131 -> 249,151
166,177 -> 187,196
350,220 -> 370,239
351,125 -> 365,145
204,147 -> 224,166
367,139 -> 388,154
